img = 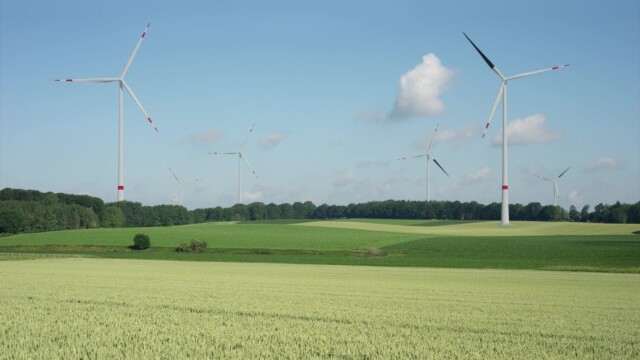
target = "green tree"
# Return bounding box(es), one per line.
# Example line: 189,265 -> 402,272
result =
568,205 -> 580,222
580,205 -> 590,222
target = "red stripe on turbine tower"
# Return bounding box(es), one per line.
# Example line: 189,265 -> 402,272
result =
502,185 -> 508,190
118,185 -> 124,190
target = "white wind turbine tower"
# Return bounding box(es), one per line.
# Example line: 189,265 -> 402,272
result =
398,124 -> 449,202
55,23 -> 158,202
167,166 -> 200,207
535,167 -> 570,206
210,124 -> 258,204
463,32 -> 569,226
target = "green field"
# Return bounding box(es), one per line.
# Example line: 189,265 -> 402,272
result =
1,258 -> 638,359
2,220 -> 639,272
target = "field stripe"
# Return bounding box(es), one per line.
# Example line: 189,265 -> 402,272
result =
296,220 -> 640,236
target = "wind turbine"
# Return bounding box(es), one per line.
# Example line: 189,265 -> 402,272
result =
534,167 -> 570,206
210,124 -> 257,204
55,23 -> 158,202
398,124 -> 449,202
463,32 -> 569,225
167,166 -> 200,207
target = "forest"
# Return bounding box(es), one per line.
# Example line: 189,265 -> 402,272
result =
1,188 -> 638,234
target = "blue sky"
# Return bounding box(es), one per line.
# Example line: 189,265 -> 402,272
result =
1,0 -> 638,209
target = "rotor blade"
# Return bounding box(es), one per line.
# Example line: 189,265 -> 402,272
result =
534,174 -> 554,182
557,166 -> 571,178
239,124 -> 256,151
210,152 -> 238,156
432,158 -> 449,177
463,32 -> 505,79
397,153 -> 428,160
506,64 -> 569,81
427,124 -> 439,152
121,22 -> 151,78
121,80 -> 158,132
240,153 -> 257,178
167,166 -> 180,182
55,78 -> 118,83
481,83 -> 504,139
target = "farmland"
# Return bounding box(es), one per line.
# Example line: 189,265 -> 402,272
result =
1,220 -> 639,272
1,258 -> 638,359
2,220 -> 639,358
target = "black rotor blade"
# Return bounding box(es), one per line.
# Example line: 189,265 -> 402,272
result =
463,32 -> 495,70
432,158 -> 450,177
558,166 -> 571,178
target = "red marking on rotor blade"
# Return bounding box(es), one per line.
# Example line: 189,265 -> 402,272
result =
502,185 -> 508,190
66,79 -> 73,82
485,123 -> 490,129
118,185 -> 124,190
552,66 -> 559,70
141,32 -> 146,38
482,134 -> 486,139
147,117 -> 152,123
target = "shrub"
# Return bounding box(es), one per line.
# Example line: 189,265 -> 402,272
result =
190,240 -> 207,252
132,233 -> 151,250
174,240 -> 207,253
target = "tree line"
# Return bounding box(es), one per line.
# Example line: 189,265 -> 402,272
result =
1,188 -> 638,234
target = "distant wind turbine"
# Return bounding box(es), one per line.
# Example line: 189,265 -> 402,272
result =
167,166 -> 200,206
55,23 -> 159,202
463,32 -> 569,225
398,124 -> 449,202
534,167 -> 570,206
210,124 -> 257,204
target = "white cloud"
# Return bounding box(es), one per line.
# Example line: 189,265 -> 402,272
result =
568,190 -> 585,205
191,129 -> 222,144
260,132 -> 286,149
390,53 -> 453,119
242,191 -> 263,202
491,114 -> 563,146
422,123 -> 479,148
585,156 -> 620,172
356,53 -> 453,123
463,166 -> 491,184
333,172 -> 354,187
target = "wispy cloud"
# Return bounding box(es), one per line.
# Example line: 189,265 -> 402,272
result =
191,129 -> 223,144
260,132 -> 286,149
491,114 -> 563,146
568,190 -> 585,205
333,172 -> 354,188
462,166 -> 491,184
421,123 -> 479,148
585,156 -> 620,172
242,190 -> 263,202
356,53 -> 453,123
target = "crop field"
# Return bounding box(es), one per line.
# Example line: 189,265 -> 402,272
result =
1,220 -> 639,272
1,258 -> 638,359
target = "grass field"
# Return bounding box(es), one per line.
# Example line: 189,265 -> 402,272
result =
1,258 -> 638,359
1,220 -> 639,272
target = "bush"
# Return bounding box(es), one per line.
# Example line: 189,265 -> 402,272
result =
174,239 -> 207,253
132,233 -> 150,250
